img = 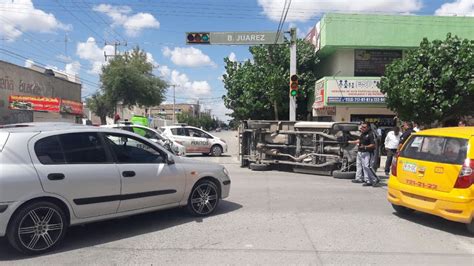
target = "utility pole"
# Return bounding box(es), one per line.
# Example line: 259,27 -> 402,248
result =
104,41 -> 127,61
289,27 -> 297,121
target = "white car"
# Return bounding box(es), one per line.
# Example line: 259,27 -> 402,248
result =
0,123 -> 230,255
161,125 -> 228,156
102,124 -> 186,156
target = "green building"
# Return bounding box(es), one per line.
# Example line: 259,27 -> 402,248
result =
307,13 -> 474,126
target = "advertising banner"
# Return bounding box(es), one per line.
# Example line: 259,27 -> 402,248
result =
61,99 -> 83,115
312,80 -> 325,109
326,78 -> 385,104
9,95 -> 60,112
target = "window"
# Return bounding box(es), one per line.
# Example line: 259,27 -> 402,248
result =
35,136 -> 65,164
172,128 -> 188,136
59,133 -> 109,164
401,136 -> 468,165
105,133 -> 165,164
188,128 -> 211,138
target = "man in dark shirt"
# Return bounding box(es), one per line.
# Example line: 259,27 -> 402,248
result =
349,122 -> 380,186
399,121 -> 415,149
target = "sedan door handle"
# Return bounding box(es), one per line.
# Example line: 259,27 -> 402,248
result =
47,173 -> 65,180
122,171 -> 136,178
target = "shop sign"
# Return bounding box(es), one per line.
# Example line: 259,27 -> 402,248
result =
61,99 -> 83,115
304,21 -> 321,52
315,106 -> 336,116
9,95 -> 60,112
312,80 -> 325,109
326,78 -> 385,104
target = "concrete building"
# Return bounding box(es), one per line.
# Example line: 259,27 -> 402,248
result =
307,13 -> 474,126
0,60 -> 82,125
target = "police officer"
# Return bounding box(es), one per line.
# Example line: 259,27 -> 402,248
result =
349,122 -> 380,186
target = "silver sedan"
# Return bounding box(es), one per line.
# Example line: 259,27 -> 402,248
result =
0,123 -> 231,255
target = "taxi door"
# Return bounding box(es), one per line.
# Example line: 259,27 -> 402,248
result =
188,128 -> 210,153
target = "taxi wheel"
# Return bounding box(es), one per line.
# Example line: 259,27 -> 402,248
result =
391,204 -> 415,216
210,145 -> 223,157
466,221 -> 474,235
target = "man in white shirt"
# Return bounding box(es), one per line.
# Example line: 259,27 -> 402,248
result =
384,126 -> 401,176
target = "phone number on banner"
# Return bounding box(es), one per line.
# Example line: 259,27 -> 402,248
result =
327,97 -> 385,103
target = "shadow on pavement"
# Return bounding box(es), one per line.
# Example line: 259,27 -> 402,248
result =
0,200 -> 242,261
393,211 -> 472,237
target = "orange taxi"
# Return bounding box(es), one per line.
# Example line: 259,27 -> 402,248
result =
387,127 -> 474,233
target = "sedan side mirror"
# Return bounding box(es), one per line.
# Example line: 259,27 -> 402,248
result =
166,154 -> 175,165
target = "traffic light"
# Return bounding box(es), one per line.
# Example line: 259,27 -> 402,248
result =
186,32 -> 210,44
290,74 -> 298,97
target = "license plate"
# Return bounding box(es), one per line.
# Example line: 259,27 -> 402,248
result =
403,162 -> 417,173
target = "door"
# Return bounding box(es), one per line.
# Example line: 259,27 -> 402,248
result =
188,128 -> 211,153
171,128 -> 194,153
103,133 -> 185,212
31,132 -> 121,218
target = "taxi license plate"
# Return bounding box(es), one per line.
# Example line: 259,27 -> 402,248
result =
403,162 -> 417,173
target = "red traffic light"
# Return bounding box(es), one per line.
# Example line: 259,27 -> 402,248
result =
290,74 -> 298,97
186,33 -> 210,44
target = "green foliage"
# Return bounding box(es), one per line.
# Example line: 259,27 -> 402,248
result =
85,93 -> 114,125
176,112 -> 219,131
380,34 -> 474,125
100,47 -> 167,109
222,39 -> 319,121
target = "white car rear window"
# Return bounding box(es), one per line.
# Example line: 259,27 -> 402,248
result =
0,132 -> 9,152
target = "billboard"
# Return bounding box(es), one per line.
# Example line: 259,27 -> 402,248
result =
312,79 -> 325,109
60,99 -> 83,115
326,78 -> 385,104
9,95 -> 60,112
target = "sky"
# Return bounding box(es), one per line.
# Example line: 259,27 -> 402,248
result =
0,0 -> 472,122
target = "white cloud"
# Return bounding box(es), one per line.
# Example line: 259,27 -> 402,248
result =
435,0 -> 474,16
65,61 -> 81,76
0,0 -> 70,41
228,52 -> 237,62
163,47 -> 216,67
93,4 -> 160,37
76,37 -> 114,74
159,65 -> 212,96
257,0 -> 423,22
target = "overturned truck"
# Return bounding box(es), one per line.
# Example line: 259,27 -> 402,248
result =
239,120 -> 380,178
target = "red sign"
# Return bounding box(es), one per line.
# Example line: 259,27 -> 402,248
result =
61,99 -> 83,115
9,95 -> 60,112
312,80 -> 325,109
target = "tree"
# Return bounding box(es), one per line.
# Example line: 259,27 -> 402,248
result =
379,34 -> 474,126
85,92 -> 114,125
177,112 -> 218,131
222,39 -> 319,121
100,47 -> 167,110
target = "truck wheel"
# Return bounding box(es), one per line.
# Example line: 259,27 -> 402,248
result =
249,163 -> 269,171
332,170 -> 356,179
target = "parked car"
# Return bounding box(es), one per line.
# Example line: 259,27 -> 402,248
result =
161,125 -> 228,156
0,123 -> 231,254
101,124 -> 186,156
388,127 -> 474,233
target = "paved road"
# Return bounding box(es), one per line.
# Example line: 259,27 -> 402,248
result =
0,131 -> 472,265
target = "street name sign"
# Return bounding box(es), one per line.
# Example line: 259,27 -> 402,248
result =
186,32 -> 285,45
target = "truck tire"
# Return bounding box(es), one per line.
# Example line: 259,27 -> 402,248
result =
249,163 -> 269,171
332,170 -> 356,179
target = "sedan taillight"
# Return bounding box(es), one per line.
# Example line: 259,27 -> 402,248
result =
454,159 -> 474,189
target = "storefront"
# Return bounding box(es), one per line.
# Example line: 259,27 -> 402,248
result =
0,60 -> 82,124
306,13 -> 474,124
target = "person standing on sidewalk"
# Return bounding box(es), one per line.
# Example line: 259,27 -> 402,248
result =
384,126 -> 401,176
350,122 -> 380,187
399,121 -> 415,150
